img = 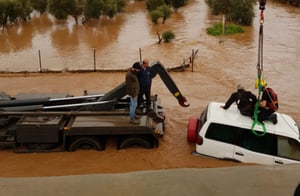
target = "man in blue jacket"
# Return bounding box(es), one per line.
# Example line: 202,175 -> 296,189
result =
138,59 -> 152,109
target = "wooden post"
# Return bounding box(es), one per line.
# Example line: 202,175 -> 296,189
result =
222,14 -> 226,35
157,32 -> 162,44
38,50 -> 42,72
93,48 -> 96,71
192,49 -> 194,72
139,48 -> 142,63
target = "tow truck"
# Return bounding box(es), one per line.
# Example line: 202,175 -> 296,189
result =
0,61 -> 189,153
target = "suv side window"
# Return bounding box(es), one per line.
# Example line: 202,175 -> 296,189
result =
205,123 -> 239,145
198,107 -> 208,132
277,136 -> 300,161
199,107 -> 207,124
238,129 -> 276,156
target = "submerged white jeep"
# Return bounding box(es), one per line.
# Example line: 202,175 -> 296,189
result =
187,102 -> 300,165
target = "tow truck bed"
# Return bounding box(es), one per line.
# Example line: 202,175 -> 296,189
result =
68,115 -> 163,135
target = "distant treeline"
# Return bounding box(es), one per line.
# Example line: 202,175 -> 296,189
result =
0,0 -> 127,29
205,0 -> 299,26
0,0 -> 188,30
0,0 -> 298,30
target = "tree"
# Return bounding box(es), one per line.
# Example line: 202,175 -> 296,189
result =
145,0 -> 165,11
72,0 -> 86,24
150,9 -> 162,24
162,30 -> 175,42
205,0 -> 255,26
0,1 -> 9,29
103,0 -> 117,18
170,0 -> 187,11
83,0 -> 126,21
115,0 -> 127,12
146,0 -> 187,24
229,0 -> 255,25
0,0 -> 32,29
30,0 -> 48,14
16,0 -> 33,21
157,5 -> 171,24
48,0 -> 77,20
205,0 -> 230,15
47,0 -> 85,24
83,0 -> 104,20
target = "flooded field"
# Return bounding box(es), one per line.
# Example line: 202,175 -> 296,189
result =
0,0 -> 299,177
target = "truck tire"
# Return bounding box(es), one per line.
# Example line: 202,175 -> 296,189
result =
187,117 -> 199,143
118,135 -> 153,150
68,136 -> 105,151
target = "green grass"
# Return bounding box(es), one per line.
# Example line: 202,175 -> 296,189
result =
206,23 -> 244,36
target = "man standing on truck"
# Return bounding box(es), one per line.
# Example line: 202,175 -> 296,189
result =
126,62 -> 141,124
138,59 -> 152,109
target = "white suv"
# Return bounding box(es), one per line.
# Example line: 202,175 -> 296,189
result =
187,102 -> 300,165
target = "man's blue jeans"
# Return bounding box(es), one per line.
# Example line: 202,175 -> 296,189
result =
130,96 -> 138,120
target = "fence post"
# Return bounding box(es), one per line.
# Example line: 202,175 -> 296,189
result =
38,50 -> 42,72
191,49 -> 194,72
93,48 -> 96,71
139,48 -> 142,63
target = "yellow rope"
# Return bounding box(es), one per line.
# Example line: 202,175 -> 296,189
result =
251,72 -> 267,136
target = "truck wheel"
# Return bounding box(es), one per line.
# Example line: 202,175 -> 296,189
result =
68,136 -> 105,151
187,117 -> 199,143
118,135 -> 153,150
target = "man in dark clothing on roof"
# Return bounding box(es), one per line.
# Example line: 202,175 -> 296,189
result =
221,85 -> 257,117
255,79 -> 278,124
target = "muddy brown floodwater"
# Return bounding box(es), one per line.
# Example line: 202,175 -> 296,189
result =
0,1 -> 299,177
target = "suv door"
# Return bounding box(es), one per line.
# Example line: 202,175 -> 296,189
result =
202,123 -> 239,160
234,128 -> 276,164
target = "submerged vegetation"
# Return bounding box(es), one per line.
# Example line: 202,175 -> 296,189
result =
162,30 -> 175,42
206,23 -> 244,36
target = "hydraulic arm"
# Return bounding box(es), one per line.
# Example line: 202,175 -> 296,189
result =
0,62 -> 189,111
100,61 -> 189,107
150,61 -> 189,107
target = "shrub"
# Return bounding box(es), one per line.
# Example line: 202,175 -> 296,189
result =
206,23 -> 244,36
150,10 -> 162,24
162,30 -> 175,42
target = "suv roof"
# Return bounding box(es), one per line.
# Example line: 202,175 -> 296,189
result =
207,102 -> 300,141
